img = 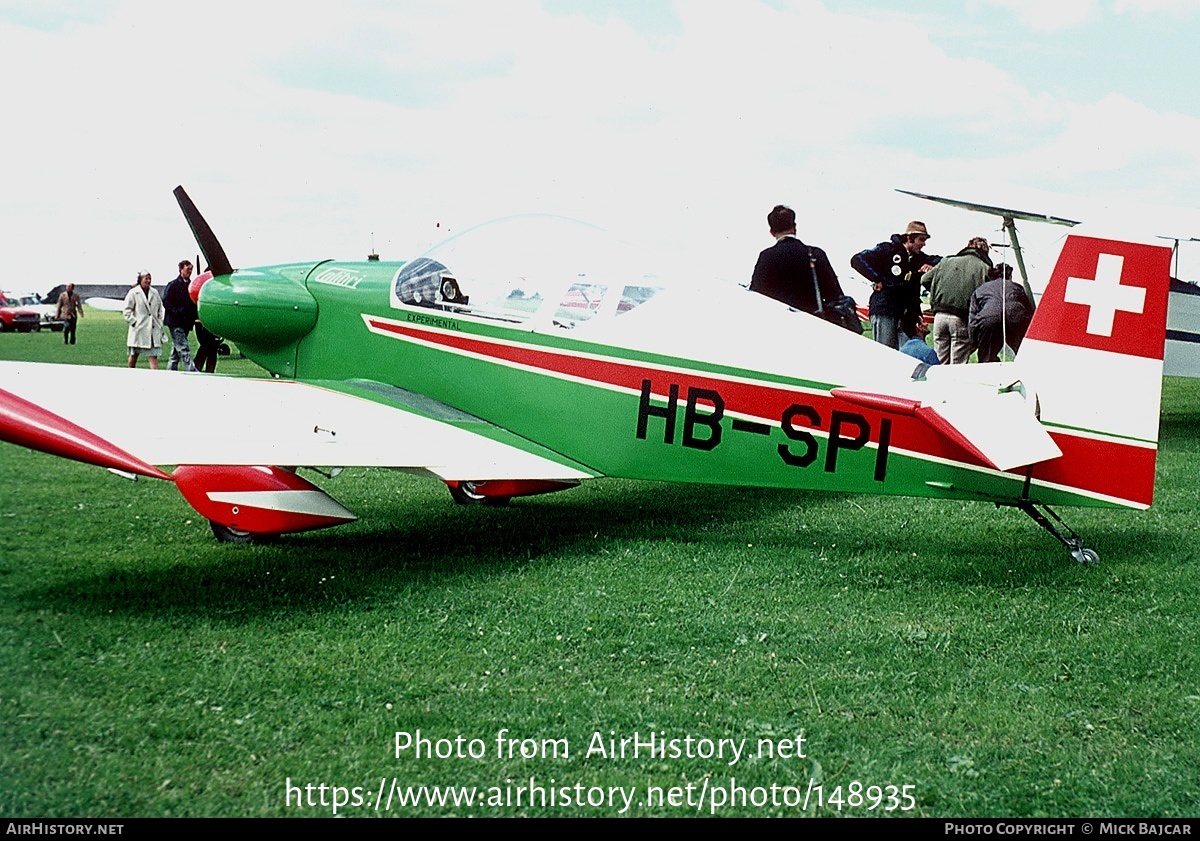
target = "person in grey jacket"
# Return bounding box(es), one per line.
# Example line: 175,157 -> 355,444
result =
968,263 -> 1033,363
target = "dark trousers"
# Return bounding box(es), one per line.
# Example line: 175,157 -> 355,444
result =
62,318 -> 77,345
194,322 -> 219,373
973,321 -> 1027,363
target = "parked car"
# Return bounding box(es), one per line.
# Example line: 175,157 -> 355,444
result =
6,292 -> 64,331
0,292 -> 42,333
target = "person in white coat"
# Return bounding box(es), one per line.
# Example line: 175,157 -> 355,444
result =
123,271 -> 165,369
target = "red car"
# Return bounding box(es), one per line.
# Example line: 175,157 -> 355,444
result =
0,292 -> 42,332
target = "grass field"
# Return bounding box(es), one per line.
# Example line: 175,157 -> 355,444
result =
1,312 -> 1198,817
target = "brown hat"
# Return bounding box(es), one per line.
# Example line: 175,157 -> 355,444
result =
904,220 -> 930,237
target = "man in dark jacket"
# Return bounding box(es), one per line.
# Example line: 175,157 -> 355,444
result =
968,263 -> 1033,363
163,259 -> 198,372
851,221 -> 938,349
750,205 -> 843,315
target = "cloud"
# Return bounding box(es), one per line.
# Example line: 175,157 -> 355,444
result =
1,0 -> 1199,286
1008,94 -> 1200,203
1112,0 -> 1200,14
978,0 -> 1099,31
980,0 -> 1198,30
0,0 -> 117,31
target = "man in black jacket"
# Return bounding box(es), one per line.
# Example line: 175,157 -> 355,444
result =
750,205 -> 843,315
163,259 -> 198,372
851,221 -> 938,349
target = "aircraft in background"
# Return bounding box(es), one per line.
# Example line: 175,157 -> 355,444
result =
0,187 -> 1174,563
84,296 -> 125,313
1157,236 -> 1200,379
899,189 -> 1200,377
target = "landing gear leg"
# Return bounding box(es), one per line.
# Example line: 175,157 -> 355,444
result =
1014,501 -> 1099,564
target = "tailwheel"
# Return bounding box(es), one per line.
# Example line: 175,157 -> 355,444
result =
1014,501 -> 1099,564
448,481 -> 511,507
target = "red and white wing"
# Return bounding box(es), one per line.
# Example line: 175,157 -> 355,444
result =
0,361 -> 595,482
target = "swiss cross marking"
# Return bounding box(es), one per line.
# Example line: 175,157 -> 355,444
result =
1063,253 -> 1145,337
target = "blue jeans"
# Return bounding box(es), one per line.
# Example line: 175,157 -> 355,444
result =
870,314 -> 902,350
168,326 -> 197,372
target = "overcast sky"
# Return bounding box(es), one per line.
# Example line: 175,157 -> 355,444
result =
2,0 -> 1199,293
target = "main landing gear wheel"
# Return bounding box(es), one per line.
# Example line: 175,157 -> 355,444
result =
448,481 -> 511,507
209,520 -> 278,544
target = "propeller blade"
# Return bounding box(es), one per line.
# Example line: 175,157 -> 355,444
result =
173,186 -> 234,277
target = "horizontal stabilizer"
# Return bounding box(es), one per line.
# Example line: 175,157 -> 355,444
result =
927,391 -> 1062,471
833,387 -> 1061,472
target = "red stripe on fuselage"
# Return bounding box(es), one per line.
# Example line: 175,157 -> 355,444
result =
367,317 -> 969,454
366,316 -> 1153,506
1032,431 -> 1155,507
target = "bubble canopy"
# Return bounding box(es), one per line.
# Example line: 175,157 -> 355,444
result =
391,215 -> 664,331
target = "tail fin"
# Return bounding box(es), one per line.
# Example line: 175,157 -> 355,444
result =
1017,235 -> 1172,508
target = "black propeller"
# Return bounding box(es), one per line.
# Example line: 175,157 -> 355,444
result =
173,185 -> 234,277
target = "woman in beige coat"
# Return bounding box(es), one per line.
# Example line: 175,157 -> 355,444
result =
123,271 -> 165,369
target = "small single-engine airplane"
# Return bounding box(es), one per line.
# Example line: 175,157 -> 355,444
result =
0,188 -> 1173,562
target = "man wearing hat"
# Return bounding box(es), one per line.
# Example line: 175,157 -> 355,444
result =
851,221 -> 938,349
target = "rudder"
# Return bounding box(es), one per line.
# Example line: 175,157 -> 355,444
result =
1016,235 -> 1172,508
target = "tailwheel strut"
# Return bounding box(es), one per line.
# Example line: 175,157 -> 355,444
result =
1014,500 -> 1099,565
